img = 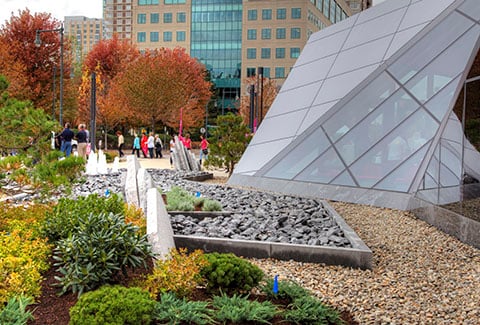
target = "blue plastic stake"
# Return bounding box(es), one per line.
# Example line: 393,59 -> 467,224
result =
273,275 -> 279,295
105,189 -> 110,197
195,191 -> 201,197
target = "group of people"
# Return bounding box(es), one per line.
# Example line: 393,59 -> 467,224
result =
128,132 -> 163,159
168,133 -> 209,167
58,122 -> 89,159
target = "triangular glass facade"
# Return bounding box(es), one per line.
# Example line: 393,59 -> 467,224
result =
229,0 -> 480,210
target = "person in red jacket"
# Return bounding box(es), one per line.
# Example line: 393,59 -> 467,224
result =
140,132 -> 148,158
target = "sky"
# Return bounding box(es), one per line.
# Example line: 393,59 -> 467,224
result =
0,0 -> 103,26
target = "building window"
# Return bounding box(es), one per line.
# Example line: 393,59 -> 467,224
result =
276,28 -> 286,39
247,67 -> 256,77
324,0 -> 330,19
261,28 -> 271,40
164,0 -> 185,4
139,0 -> 159,5
291,8 -> 301,19
263,67 -> 271,78
150,31 -> 159,42
262,9 -> 272,20
176,31 -> 186,41
291,28 -> 301,39
137,32 -> 146,42
290,47 -> 301,58
247,29 -> 257,40
248,9 -> 257,21
163,31 -> 172,41
277,8 -> 286,20
275,67 -> 285,78
261,48 -> 271,59
177,12 -> 186,23
164,13 -> 173,23
247,48 -> 257,59
137,13 -> 146,24
151,13 -> 159,23
276,48 -> 285,59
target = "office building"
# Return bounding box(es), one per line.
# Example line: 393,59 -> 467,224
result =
64,16 -> 104,63
344,0 -> 372,15
129,0 -> 352,112
103,0 -> 133,41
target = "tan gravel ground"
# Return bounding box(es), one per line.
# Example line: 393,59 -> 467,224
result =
250,202 -> 480,324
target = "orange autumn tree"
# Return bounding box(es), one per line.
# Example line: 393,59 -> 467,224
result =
77,34 -> 140,128
238,75 -> 279,128
0,37 -> 28,100
0,9 -> 73,119
111,47 -> 212,133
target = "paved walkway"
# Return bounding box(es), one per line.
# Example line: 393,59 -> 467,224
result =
109,152 -> 229,179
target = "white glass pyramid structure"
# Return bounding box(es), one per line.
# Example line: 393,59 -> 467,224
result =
229,0 -> 480,210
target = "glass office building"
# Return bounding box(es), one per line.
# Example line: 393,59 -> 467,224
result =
229,0 -> 480,211
191,0 -> 242,111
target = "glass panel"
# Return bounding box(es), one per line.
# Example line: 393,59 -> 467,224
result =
384,23 -> 428,59
265,128 -> 330,180
344,7 -> 407,50
399,0 -> 457,30
235,139 -> 291,174
389,11 -> 474,84
330,35 -> 392,76
297,102 -> 337,135
355,0 -> 410,25
335,89 -> 420,165
281,55 -> 336,91
374,144 -> 428,192
458,0 -> 480,21
440,162 -> 460,187
423,172 -> 438,189
350,109 -> 438,188
314,64 -> 378,105
250,109 -> 308,145
295,147 -> 344,183
270,81 -> 322,117
442,113 -> 463,144
440,143 -> 462,180
323,72 -> 399,142
404,26 -> 480,103
331,170 -> 356,186
424,75 -> 461,121
297,30 -> 349,66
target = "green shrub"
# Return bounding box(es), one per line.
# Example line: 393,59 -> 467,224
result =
42,194 -> 125,242
0,295 -> 34,325
166,186 -> 195,211
69,285 -> 155,325
153,292 -> 213,325
283,296 -> 343,325
141,248 -> 208,299
32,155 -> 85,188
52,212 -> 153,295
212,292 -> 277,324
260,278 -> 311,302
201,252 -> 263,295
202,199 -> 222,211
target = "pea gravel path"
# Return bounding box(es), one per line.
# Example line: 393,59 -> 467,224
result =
250,202 -> 480,324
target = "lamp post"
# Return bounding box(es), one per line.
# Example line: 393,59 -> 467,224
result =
35,23 -> 64,126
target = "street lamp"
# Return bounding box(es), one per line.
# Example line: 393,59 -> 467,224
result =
35,23 -> 64,126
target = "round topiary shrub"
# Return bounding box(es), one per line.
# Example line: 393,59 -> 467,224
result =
200,252 -> 264,295
69,285 -> 156,325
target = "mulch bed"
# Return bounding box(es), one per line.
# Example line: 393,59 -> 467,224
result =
27,258 -> 358,325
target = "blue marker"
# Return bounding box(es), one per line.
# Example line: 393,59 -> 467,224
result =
273,275 -> 279,294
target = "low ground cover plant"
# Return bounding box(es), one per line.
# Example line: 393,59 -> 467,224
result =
164,186 -> 222,211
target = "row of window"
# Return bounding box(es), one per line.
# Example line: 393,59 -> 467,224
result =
246,67 -> 287,79
138,0 -> 186,5
311,0 -> 348,24
137,31 -> 186,42
247,8 -> 302,21
247,47 -> 301,60
138,12 -> 186,24
247,28 -> 301,40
